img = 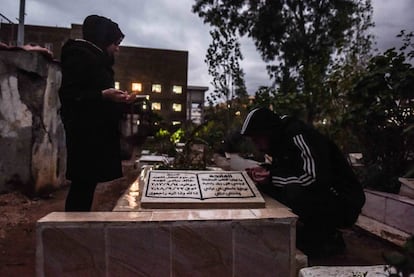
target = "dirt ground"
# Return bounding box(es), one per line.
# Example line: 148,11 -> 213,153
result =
0,168 -> 138,277
0,167 -> 404,277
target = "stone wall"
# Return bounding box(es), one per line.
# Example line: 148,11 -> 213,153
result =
0,49 -> 66,194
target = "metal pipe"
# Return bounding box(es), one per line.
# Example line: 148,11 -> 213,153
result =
17,0 -> 25,46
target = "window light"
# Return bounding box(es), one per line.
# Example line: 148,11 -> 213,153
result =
152,84 -> 162,93
173,85 -> 182,94
172,103 -> 182,112
152,102 -> 161,111
131,82 -> 142,92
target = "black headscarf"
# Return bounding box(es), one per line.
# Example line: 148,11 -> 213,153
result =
82,15 -> 124,52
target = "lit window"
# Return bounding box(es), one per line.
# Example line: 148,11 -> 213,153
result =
172,103 -> 182,112
152,102 -> 161,111
114,81 -> 120,90
172,121 -> 181,126
131,82 -> 142,92
152,84 -> 162,93
173,85 -> 182,94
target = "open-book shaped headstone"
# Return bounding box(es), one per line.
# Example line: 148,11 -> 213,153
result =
140,170 -> 265,209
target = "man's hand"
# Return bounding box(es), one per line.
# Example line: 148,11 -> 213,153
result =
245,166 -> 270,184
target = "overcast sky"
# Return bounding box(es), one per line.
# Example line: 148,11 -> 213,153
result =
2,0 -> 414,95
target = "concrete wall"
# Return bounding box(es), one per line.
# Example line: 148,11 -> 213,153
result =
0,49 -> 66,194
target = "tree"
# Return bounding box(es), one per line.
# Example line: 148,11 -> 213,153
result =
204,15 -> 248,135
193,0 -> 374,123
321,0 -> 375,150
205,27 -> 247,105
253,86 -> 307,120
345,31 -> 414,192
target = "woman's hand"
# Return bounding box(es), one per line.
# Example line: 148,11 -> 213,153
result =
102,88 -> 135,103
245,166 -> 270,184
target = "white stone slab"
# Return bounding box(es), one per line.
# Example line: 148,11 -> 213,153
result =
299,265 -> 388,277
140,170 -> 265,209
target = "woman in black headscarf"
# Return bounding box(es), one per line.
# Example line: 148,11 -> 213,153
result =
59,15 -> 133,211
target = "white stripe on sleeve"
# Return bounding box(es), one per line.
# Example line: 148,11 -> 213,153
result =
271,134 -> 316,187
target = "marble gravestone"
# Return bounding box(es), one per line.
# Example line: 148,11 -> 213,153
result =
140,170 -> 266,209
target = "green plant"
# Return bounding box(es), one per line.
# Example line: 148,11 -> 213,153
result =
383,236 -> 414,277
171,123 -> 212,170
147,122 -> 218,170
344,31 -> 414,192
402,123 -> 414,178
145,128 -> 176,157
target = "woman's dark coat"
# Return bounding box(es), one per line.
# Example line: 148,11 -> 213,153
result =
59,39 -> 123,182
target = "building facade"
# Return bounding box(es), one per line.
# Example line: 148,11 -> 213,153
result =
0,22 -> 207,129
114,46 -> 188,127
187,86 -> 208,125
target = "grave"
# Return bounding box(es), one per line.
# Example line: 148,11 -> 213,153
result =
37,168 -> 300,276
140,170 -> 265,209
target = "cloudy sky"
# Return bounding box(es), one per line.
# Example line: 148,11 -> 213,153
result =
2,0 -> 414,95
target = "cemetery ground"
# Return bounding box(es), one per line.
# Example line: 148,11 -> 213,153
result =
0,164 -> 404,276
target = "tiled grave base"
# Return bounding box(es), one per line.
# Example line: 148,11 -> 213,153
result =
362,189 -> 414,234
360,189 -> 414,244
37,204 -> 297,276
356,215 -> 410,247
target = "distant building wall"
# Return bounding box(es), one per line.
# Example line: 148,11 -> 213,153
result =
0,23 -> 71,58
115,46 -> 188,126
187,86 -> 207,124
